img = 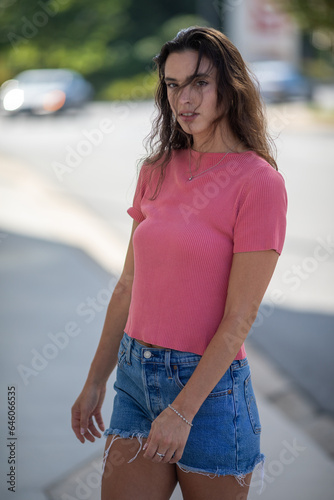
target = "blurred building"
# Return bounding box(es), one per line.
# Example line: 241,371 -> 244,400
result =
227,0 -> 301,64
199,0 -> 301,65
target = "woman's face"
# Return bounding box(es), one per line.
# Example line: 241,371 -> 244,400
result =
164,50 -> 224,150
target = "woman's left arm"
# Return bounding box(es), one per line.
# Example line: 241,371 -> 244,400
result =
144,249 -> 279,463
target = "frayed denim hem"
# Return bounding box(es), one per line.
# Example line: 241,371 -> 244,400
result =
177,456 -> 265,491
102,429 -> 149,477
102,429 -> 265,493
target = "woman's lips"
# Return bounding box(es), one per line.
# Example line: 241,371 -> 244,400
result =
178,112 -> 199,122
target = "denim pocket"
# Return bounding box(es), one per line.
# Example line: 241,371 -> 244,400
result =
244,374 -> 261,434
175,364 -> 232,398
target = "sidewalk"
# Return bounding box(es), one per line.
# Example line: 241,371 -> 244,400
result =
1,152 -> 334,500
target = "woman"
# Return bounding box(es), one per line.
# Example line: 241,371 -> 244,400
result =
71,26 -> 287,500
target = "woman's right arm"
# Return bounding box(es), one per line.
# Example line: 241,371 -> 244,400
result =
71,219 -> 139,443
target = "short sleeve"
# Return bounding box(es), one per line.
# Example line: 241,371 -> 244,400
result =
127,166 -> 149,223
233,167 -> 287,255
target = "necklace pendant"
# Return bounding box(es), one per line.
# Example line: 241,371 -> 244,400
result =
188,176 -> 193,181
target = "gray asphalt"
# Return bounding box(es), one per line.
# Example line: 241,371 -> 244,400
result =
249,305 -> 334,414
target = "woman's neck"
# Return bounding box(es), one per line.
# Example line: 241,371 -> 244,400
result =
192,138 -> 245,154
192,124 -> 245,153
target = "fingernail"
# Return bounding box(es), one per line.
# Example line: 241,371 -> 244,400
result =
80,428 -> 85,435
143,443 -> 148,450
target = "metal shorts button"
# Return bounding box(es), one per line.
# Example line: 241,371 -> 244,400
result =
144,350 -> 152,359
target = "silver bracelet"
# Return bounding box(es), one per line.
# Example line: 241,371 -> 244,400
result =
168,404 -> 193,427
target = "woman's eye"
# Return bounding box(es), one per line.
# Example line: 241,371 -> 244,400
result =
196,80 -> 208,87
166,83 -> 177,89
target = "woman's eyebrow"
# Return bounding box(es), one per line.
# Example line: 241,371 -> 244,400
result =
164,72 -> 211,82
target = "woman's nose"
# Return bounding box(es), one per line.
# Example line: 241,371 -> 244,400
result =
178,84 -> 192,104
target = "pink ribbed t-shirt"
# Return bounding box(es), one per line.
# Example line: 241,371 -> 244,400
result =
125,149 -> 287,359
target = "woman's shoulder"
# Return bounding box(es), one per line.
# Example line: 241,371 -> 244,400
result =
237,151 -> 285,185
235,152 -> 287,212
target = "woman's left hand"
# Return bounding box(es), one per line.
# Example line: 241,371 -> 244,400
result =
143,406 -> 192,464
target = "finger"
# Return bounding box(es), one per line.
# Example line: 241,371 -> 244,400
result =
88,419 -> 102,439
73,430 -> 85,443
142,434 -> 151,454
152,450 -> 168,463
76,431 -> 85,443
94,411 -> 105,432
79,408 -> 92,439
143,437 -> 158,460
143,445 -> 157,460
143,433 -> 151,448
71,418 -> 84,441
168,449 -> 183,464
162,449 -> 175,463
82,429 -> 96,443
71,408 -> 85,443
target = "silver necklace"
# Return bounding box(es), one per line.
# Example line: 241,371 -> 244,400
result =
188,142 -> 240,181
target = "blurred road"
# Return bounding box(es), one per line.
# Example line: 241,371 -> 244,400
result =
1,101 -> 334,499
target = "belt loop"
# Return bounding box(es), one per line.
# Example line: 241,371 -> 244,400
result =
126,337 -> 133,365
165,350 -> 172,379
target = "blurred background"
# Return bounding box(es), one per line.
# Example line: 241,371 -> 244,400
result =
0,1 -> 333,499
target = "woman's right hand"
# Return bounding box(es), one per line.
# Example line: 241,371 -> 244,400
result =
71,382 -> 106,443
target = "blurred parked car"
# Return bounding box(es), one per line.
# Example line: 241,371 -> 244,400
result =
250,60 -> 312,103
0,69 -> 94,115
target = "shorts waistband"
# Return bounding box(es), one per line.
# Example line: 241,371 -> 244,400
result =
122,332 -> 248,369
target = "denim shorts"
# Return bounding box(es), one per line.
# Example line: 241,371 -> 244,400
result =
104,332 -> 264,479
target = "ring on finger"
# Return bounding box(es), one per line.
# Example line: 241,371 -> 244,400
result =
156,452 -> 165,458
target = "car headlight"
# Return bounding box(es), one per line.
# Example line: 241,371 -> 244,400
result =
3,88 -> 24,111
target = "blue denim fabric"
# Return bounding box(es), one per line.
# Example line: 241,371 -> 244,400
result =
104,332 -> 264,477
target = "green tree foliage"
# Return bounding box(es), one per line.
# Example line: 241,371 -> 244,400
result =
0,0 -> 131,82
277,0 -> 334,80
277,0 -> 334,31
0,0 -> 206,98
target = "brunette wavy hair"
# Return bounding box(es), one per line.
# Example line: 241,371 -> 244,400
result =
144,26 -> 277,198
